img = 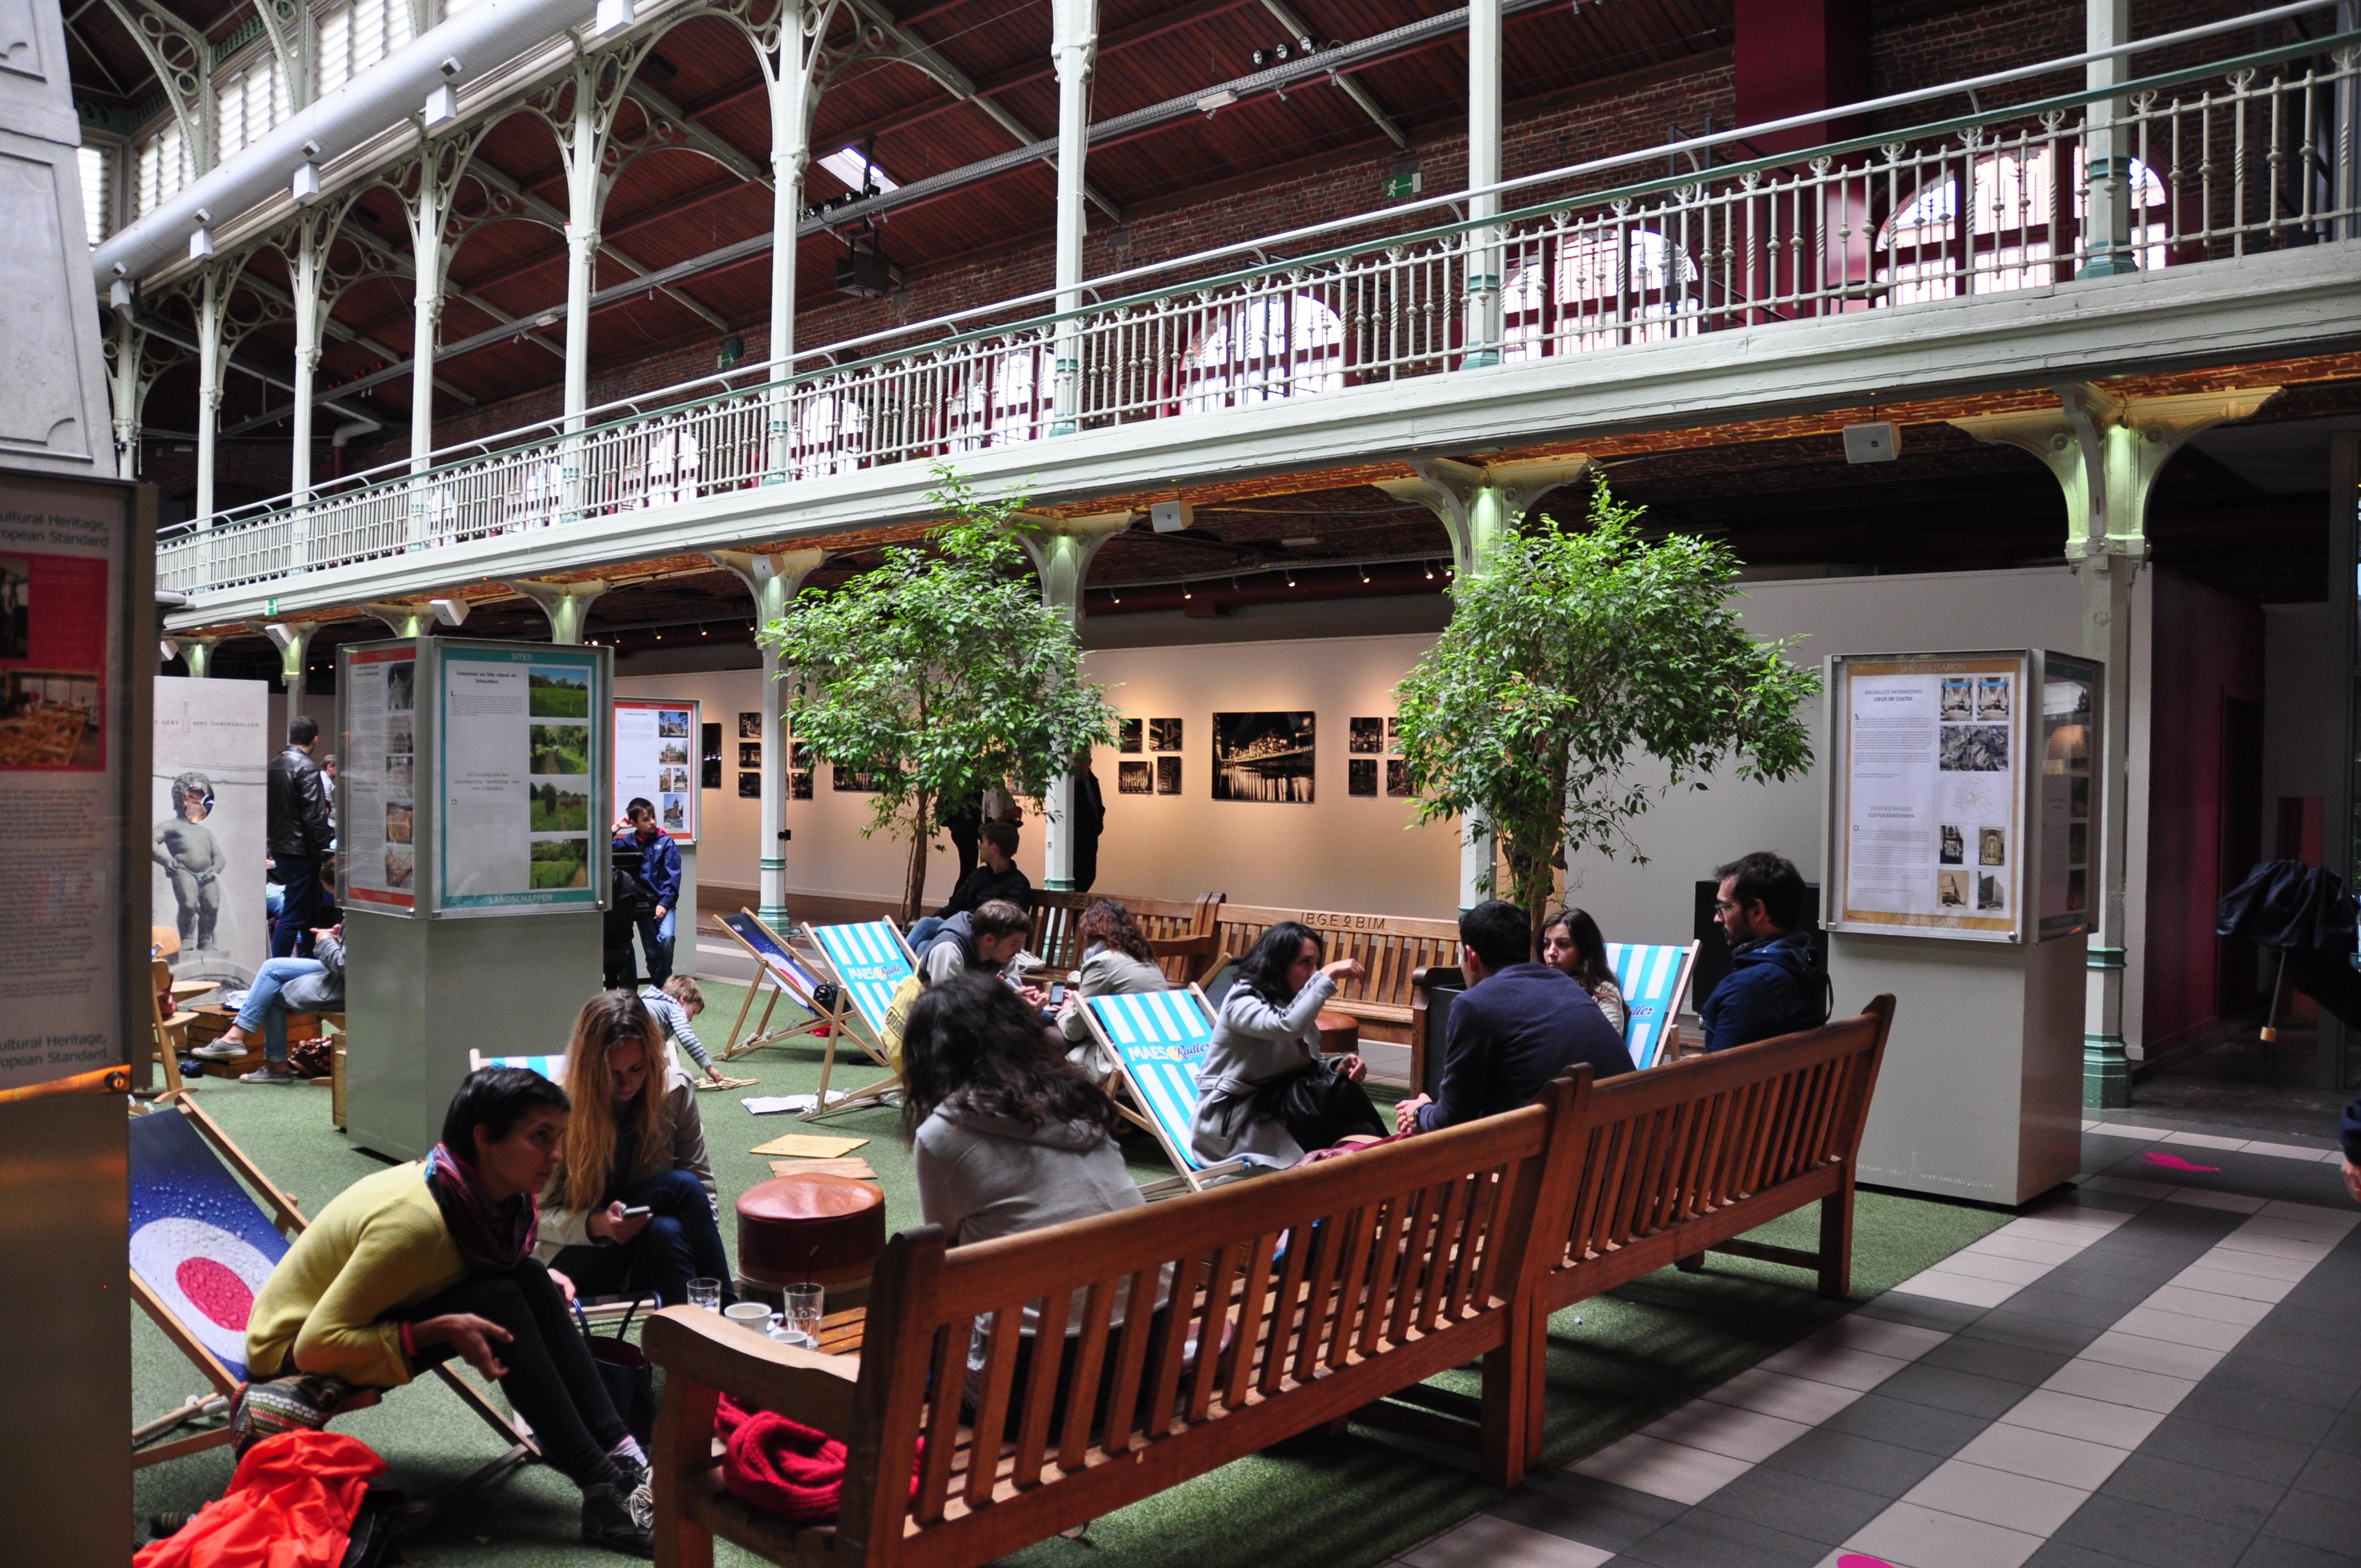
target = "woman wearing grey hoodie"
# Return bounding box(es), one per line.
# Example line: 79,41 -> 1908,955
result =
904,972 -> 1161,1417
1189,921 -> 1386,1169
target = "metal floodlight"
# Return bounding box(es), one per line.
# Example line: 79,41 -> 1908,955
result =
424,83 -> 458,128
188,225 -> 214,261
291,161 -> 322,204
1842,421 -> 1901,464
591,0 -> 635,36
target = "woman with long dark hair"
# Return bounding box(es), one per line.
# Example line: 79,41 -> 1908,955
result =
539,990 -> 727,1310
904,972 -> 1152,1412
241,1067 -> 654,1554
1189,921 -> 1386,1167
1540,907 -> 1628,1035
1055,899 -> 1169,1083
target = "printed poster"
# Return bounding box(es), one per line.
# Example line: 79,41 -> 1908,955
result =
613,697 -> 698,843
151,676 -> 270,987
437,644 -> 603,914
1830,654 -> 2025,940
340,644 -> 417,911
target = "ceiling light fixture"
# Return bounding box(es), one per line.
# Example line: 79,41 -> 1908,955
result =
1359,566 -> 1371,584
1424,562 -> 1434,579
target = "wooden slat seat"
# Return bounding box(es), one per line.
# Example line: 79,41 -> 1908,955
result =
1029,891 -> 1223,982
647,1080 -> 1587,1567
1207,903 -> 1462,1044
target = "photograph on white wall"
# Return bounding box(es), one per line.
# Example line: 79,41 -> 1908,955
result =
1384,716 -> 1402,753
1155,755 -> 1182,795
1212,712 -> 1315,803
701,722 -> 721,790
739,742 -> 760,767
790,769 -> 813,800
738,771 -> 761,798
1348,717 -> 1384,754
739,711 -> 761,739
1149,718 -> 1183,752
1348,758 -> 1377,796
1118,718 -> 1143,753
1118,760 -> 1152,794
1385,757 -> 1411,798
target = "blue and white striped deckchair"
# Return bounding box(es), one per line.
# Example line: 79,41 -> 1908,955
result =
803,919 -> 922,1119
1606,941 -> 1699,1070
1080,985 -> 1256,1197
468,1049 -> 569,1081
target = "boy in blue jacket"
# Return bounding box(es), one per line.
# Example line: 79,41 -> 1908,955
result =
1699,851 -> 1831,1053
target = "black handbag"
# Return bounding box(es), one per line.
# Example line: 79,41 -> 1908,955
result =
574,1298 -> 656,1445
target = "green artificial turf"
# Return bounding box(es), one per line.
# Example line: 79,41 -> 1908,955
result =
133,976 -> 2008,1565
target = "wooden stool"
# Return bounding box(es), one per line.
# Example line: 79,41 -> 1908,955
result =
736,1173 -> 886,1304
1316,1009 -> 1361,1057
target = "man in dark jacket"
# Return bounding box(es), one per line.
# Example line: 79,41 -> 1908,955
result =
933,819 -> 1032,919
1395,899 -> 1635,1134
266,715 -> 336,957
1699,851 -> 1831,1052
611,797 -> 683,984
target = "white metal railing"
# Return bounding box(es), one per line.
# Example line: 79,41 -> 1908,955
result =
157,20 -> 2361,600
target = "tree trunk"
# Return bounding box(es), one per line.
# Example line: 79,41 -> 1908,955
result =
900,788 -> 932,925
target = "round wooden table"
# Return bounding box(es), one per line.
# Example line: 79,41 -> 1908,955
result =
1316,1009 -> 1361,1056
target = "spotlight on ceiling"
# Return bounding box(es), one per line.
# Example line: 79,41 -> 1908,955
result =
1843,421 -> 1900,464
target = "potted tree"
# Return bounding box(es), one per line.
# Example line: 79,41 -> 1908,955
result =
1392,482 -> 1819,943
760,465 -> 1119,922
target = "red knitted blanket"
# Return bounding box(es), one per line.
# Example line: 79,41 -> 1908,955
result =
716,1395 -> 923,1525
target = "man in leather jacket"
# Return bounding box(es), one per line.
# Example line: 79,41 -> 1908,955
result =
268,715 -> 336,957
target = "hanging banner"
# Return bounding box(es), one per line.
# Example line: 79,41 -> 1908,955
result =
437,643 -> 606,915
613,696 -> 698,843
1824,651 -> 2031,943
0,470 -> 143,1094
151,676 -> 269,987
339,643 -> 418,912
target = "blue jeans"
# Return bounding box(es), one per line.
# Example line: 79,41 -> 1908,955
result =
237,957 -> 324,1066
546,1168 -> 728,1308
631,906 -> 676,986
272,856 -> 327,958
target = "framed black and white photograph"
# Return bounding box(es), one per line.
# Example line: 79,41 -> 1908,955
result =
738,711 -> 762,740
1155,755 -> 1182,795
1118,760 -> 1152,794
1384,716 -> 1402,753
737,771 -> 761,798
1348,757 -> 1378,796
1385,757 -> 1411,798
739,741 -> 760,767
700,722 -> 721,790
1149,717 -> 1183,753
834,763 -> 881,792
1118,718 -> 1143,753
1348,717 -> 1384,754
1212,711 -> 1315,803
788,770 -> 813,800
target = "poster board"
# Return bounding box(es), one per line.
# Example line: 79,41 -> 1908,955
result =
0,469 -> 148,1093
338,643 -> 418,912
614,696 -> 698,843
150,676 -> 269,987
437,642 -> 607,916
2035,655 -> 2101,937
1824,651 -> 2034,943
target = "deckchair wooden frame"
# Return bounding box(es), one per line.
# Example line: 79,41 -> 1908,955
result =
711,909 -> 858,1074
799,919 -> 924,1122
1076,983 -> 1256,1199
128,1097 -> 537,1477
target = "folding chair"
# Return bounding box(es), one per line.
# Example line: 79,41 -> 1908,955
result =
1078,986 -> 1259,1198
802,919 -> 922,1119
150,956 -> 194,1101
1606,940 -> 1700,1070
127,1097 -> 534,1483
711,910 -> 855,1068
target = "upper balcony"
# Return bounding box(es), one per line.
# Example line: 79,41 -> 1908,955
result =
154,17 -> 2361,629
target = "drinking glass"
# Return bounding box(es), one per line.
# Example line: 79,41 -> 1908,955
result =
687,1277 -> 723,1313
782,1283 -> 824,1348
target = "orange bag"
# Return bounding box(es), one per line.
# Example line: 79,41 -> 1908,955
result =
135,1429 -> 383,1568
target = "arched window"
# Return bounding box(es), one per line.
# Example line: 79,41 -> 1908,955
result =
1502,228 -> 1696,361
1878,148 -> 2169,303
951,342 -> 1045,450
795,393 -> 867,478
1181,292 -> 1345,413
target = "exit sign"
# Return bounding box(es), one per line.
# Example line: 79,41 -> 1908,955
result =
1384,170 -> 1423,201
264,597 -> 279,616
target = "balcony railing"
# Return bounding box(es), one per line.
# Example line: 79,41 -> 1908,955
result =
156,18 -> 2361,602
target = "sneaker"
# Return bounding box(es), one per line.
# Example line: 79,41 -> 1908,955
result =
240,1065 -> 296,1085
191,1039 -> 248,1061
580,1483 -> 654,1558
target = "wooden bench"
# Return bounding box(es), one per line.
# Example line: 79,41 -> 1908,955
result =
1499,999 -> 1895,1463
645,1077 -> 1588,1567
1208,903 -> 1461,1044
1029,890 -> 1224,984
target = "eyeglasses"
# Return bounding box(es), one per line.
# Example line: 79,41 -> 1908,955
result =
1713,900 -> 1741,914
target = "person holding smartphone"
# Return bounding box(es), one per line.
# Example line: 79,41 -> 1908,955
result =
538,989 -> 728,1309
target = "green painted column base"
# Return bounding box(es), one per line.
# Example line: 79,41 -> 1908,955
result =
2084,1032 -> 2131,1108
1042,878 -> 1078,893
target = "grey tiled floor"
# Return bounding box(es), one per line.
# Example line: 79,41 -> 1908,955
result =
1394,1119 -> 2361,1568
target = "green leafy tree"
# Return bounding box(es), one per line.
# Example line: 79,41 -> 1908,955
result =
1392,483 -> 1820,944
759,464 -> 1120,921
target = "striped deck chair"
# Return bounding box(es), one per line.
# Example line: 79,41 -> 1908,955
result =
1607,940 -> 1699,1070
1078,985 -> 1258,1198
127,1097 -> 532,1478
803,919 -> 922,1119
712,910 -> 852,1069
468,1049 -> 569,1081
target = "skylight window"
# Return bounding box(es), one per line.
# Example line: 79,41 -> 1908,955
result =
816,147 -> 897,197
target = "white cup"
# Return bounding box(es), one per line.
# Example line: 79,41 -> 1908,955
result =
722,1301 -> 774,1332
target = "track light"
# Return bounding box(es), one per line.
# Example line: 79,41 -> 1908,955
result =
1359,566 -> 1371,584
1424,562 -> 1435,579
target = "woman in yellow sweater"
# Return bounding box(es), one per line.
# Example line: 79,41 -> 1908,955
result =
241,1065 -> 654,1556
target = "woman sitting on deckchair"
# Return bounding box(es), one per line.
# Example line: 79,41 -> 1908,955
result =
241,1067 -> 655,1556
1054,899 -> 1169,1086
1189,921 -> 1386,1169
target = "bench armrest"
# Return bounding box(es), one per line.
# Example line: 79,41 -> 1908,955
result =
643,1305 -> 862,1436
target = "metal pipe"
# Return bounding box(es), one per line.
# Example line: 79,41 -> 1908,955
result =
90,0 -> 600,290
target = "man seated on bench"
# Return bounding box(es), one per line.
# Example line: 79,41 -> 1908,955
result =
1394,900 -> 1635,1135
908,819 -> 1033,957
241,1066 -> 656,1555
1701,851 -> 1832,1052
904,971 -> 1163,1418
192,922 -> 346,1085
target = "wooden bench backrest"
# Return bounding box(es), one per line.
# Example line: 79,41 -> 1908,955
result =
841,1081 -> 1584,1561
1210,903 -> 1461,1023
1547,999 -> 1892,1308
1031,891 -> 1222,979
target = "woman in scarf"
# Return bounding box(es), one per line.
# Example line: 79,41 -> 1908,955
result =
538,989 -> 726,1309
241,1066 -> 655,1556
